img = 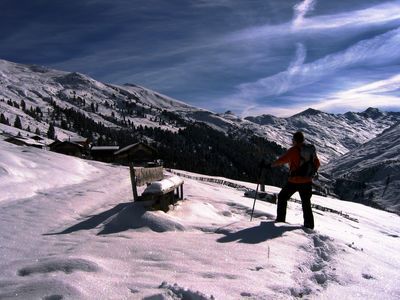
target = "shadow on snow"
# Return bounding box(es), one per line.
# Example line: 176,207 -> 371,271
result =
44,202 -> 133,235
44,201 -> 185,235
216,221 -> 301,244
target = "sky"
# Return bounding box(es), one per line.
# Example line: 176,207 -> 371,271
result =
1,0 -> 400,117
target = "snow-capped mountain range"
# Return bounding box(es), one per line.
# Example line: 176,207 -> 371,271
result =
1,58 -> 399,163
1,58 -> 400,212
324,122 -> 400,212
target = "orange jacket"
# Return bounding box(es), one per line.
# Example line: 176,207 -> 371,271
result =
274,144 -> 320,184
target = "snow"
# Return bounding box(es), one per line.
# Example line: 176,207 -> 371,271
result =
245,109 -> 399,164
143,175 -> 184,194
91,146 -> 119,151
0,140 -> 399,299
0,140 -> 98,203
325,122 -> 400,212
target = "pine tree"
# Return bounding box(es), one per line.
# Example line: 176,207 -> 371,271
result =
0,113 -> 9,125
14,116 -> 22,129
20,99 -> 26,111
47,123 -> 56,139
35,127 -> 41,135
61,119 -> 69,130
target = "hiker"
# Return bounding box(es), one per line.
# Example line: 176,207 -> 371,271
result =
263,131 -> 320,229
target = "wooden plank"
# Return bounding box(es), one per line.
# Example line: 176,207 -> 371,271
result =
180,184 -> 184,200
129,163 -> 138,201
134,166 -> 164,186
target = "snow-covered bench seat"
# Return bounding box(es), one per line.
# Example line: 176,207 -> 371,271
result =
142,175 -> 184,211
142,175 -> 184,195
129,165 -> 184,212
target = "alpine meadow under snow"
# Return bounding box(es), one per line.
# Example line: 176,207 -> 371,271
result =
0,137 -> 400,299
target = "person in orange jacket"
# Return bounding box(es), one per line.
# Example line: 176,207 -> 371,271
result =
271,131 -> 320,229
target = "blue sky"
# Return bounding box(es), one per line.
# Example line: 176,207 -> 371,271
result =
1,0 -> 400,116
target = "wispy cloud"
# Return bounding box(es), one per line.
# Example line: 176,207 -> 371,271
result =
301,1 -> 400,31
224,26 -> 400,116
292,0 -> 317,29
3,0 -> 400,117
314,74 -> 400,112
227,2 -> 400,43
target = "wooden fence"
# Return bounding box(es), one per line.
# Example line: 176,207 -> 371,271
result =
166,169 -> 358,223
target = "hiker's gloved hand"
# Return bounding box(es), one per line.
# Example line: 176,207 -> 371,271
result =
264,162 -> 272,169
258,159 -> 271,170
258,159 -> 266,169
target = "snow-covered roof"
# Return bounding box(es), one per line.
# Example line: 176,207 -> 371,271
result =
4,136 -> 45,147
114,142 -> 156,155
68,137 -> 89,143
91,146 -> 120,151
49,140 -> 84,148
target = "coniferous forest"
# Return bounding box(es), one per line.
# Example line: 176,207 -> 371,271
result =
1,96 -> 288,186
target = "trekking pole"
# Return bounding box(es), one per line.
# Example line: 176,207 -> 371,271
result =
250,164 -> 263,221
250,181 -> 260,221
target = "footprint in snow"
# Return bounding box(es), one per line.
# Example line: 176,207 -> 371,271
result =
362,273 -> 375,280
17,257 -> 99,276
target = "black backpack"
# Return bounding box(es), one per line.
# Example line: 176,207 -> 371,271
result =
291,143 -> 318,177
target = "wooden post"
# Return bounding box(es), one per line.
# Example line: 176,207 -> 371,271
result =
129,163 -> 138,201
180,184 -> 184,200
260,168 -> 266,192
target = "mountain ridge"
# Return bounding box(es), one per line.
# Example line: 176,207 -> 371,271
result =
1,58 -> 399,164
1,58 -> 400,211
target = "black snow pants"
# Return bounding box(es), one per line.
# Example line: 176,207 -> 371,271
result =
276,182 -> 314,229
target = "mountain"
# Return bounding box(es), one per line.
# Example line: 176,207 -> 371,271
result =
0,59 -> 285,186
245,108 -> 400,164
2,58 -> 400,164
323,122 -> 400,213
2,58 -> 400,211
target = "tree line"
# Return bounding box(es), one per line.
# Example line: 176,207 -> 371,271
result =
1,96 -> 289,186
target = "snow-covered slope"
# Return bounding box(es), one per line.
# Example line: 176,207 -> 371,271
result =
0,59 -> 202,137
245,108 -> 400,164
0,140 -> 399,299
324,122 -> 400,212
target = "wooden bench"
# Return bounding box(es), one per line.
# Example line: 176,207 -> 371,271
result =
129,164 -> 184,212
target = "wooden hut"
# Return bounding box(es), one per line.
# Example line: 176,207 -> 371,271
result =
4,136 -> 30,147
114,142 -> 158,166
49,140 -> 84,157
91,146 -> 119,163
4,136 -> 45,149
69,137 -> 91,149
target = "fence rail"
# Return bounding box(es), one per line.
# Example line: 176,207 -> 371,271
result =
166,169 -> 358,223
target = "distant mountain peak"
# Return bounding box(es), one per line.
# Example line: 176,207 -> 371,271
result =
361,107 -> 383,119
291,108 -> 322,118
123,83 -> 140,88
364,107 -> 380,112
